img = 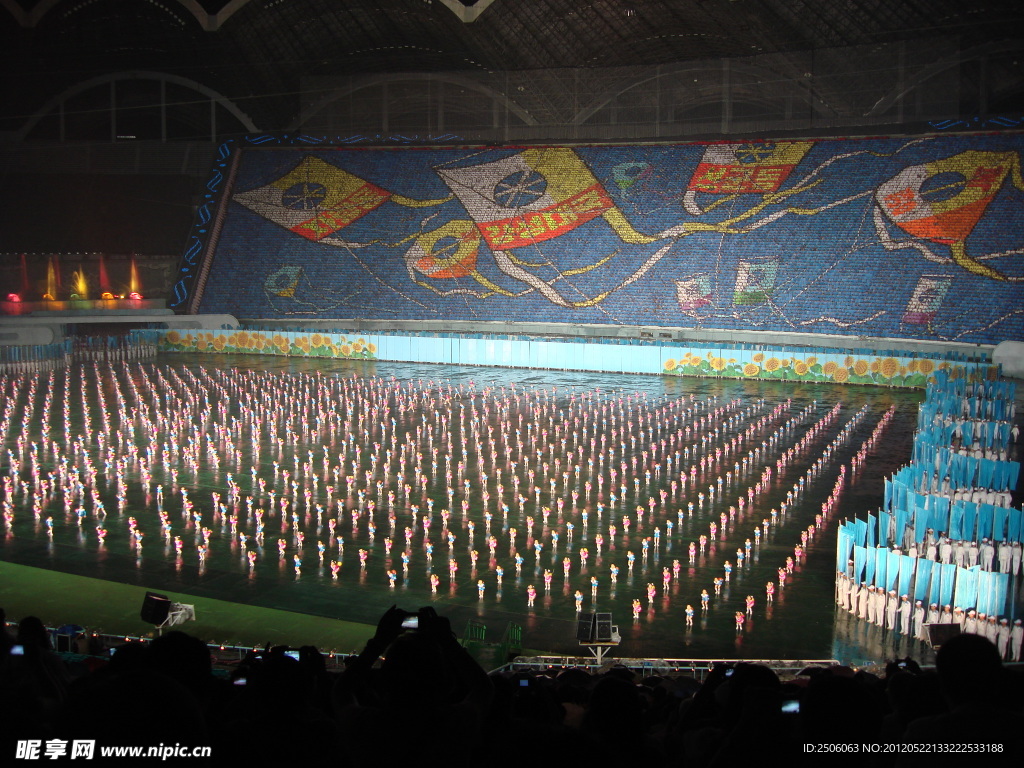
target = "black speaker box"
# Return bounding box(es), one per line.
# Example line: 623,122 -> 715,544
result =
140,592 -> 171,625
926,622 -> 961,648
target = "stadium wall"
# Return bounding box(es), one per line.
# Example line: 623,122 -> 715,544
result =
157,328 -> 998,388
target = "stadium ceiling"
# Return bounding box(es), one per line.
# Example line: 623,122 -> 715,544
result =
1,0 -> 1022,134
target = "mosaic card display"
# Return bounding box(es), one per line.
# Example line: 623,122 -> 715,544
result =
184,135 -> 1024,344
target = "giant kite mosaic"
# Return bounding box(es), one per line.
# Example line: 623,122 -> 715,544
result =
187,135 -> 1024,344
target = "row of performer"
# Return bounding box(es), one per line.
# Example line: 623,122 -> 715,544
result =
835,572 -> 1022,661
897,535 -> 1023,575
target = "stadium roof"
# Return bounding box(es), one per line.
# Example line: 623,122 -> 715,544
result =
1,0 -> 1022,137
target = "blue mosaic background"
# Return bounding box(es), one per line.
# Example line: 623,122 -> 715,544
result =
191,136 -> 1024,344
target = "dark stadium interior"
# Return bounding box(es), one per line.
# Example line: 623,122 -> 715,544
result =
1,2 -> 1023,764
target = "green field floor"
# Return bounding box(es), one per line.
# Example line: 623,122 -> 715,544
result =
0,560 -> 378,655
